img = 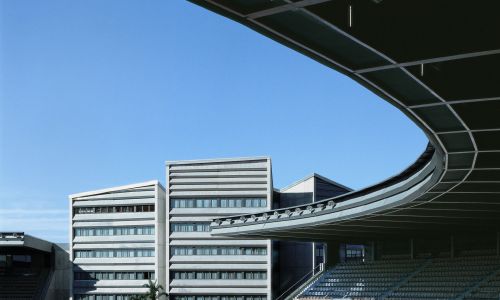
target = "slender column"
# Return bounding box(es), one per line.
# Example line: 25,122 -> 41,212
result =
497,232 -> 499,256
371,241 -> 375,261
410,238 -> 414,260
450,235 -> 455,258
312,242 -> 317,275
325,241 -> 340,268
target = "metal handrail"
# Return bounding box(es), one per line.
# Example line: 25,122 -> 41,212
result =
275,263 -> 325,300
0,232 -> 25,240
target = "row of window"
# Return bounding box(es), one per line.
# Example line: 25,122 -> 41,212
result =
0,255 -> 31,263
74,271 -> 155,280
75,296 -> 267,300
74,226 -> 155,237
171,198 -> 267,208
74,295 -> 139,300
171,246 -> 267,256
173,297 -> 267,300
346,248 -> 364,259
171,223 -> 210,232
172,271 -> 267,280
74,249 -> 154,258
74,205 -> 154,215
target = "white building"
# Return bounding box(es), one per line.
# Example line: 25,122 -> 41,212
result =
69,180 -> 166,300
68,158 -> 342,300
166,157 -> 273,300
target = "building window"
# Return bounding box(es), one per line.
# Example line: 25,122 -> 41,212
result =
74,249 -> 154,258
171,198 -> 267,209
171,247 -> 267,256
345,245 -> 364,261
75,295 -> 143,300
74,205 -> 154,215
171,271 -> 266,280
170,223 -> 210,232
74,226 -> 154,237
172,296 -> 267,300
73,271 -> 156,280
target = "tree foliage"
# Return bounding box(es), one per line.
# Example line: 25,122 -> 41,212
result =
130,279 -> 168,300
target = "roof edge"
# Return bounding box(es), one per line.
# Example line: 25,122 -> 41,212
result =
69,180 -> 160,199
166,156 -> 271,166
313,173 -> 353,192
279,173 -> 352,192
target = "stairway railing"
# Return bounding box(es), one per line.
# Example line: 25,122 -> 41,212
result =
275,263 -> 325,300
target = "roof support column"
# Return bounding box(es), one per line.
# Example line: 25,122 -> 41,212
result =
325,241 -> 340,268
370,241 -> 375,261
497,232 -> 500,257
410,238 -> 414,260
450,235 -> 455,259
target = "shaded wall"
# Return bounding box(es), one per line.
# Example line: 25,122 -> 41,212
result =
45,244 -> 71,300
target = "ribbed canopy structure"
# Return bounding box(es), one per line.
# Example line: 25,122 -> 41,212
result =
188,0 -> 500,240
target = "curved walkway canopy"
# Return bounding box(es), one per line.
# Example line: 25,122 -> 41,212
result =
189,0 -> 500,241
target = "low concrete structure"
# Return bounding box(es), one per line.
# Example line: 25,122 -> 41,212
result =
0,232 -> 70,300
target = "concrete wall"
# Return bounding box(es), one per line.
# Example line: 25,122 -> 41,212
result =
45,244 -> 71,300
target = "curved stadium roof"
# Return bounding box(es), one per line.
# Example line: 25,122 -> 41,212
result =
188,0 -> 500,241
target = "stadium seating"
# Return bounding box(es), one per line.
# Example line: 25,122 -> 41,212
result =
388,256 -> 500,299
463,269 -> 500,299
298,258 -> 424,299
0,270 -> 49,300
297,255 -> 500,300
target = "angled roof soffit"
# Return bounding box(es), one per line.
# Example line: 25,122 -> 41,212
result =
188,0 -> 500,238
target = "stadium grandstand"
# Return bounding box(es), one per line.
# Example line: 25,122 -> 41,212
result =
187,1 -> 500,299
0,232 -> 70,300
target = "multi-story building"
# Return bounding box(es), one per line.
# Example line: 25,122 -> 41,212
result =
68,158 -> 349,300
69,180 -> 166,300
166,157 -> 273,300
272,174 -> 351,297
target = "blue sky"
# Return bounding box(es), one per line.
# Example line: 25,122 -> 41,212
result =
0,0 -> 426,243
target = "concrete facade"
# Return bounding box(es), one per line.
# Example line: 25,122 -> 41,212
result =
166,157 -> 273,300
69,181 -> 166,300
66,158 -> 348,300
46,243 -> 72,299
0,232 -> 71,300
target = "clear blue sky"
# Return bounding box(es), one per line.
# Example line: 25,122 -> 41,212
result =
0,0 -> 426,242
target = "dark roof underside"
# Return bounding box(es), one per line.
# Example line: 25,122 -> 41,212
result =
189,0 -> 500,240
